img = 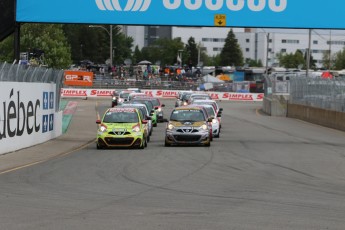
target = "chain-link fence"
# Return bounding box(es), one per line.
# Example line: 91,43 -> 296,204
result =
0,62 -> 64,111
265,73 -> 345,112
289,77 -> 345,112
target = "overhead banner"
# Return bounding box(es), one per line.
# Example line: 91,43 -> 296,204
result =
15,0 -> 344,29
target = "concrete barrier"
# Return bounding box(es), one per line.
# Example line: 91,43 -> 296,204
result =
287,104 -> 345,132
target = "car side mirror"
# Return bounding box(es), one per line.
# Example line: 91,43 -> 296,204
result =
154,106 -> 159,110
96,120 -> 101,124
145,116 -> 152,120
207,118 -> 213,122
217,114 -> 222,118
219,108 -> 223,112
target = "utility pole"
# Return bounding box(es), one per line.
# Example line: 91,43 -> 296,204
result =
306,29 -> 311,77
265,33 -> 270,77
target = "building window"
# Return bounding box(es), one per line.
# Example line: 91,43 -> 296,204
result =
282,39 -> 299,44
246,39 -> 250,43
281,49 -> 287,53
313,40 -> 318,45
245,48 -> 250,52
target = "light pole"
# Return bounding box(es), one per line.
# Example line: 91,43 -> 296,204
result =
89,25 -> 113,67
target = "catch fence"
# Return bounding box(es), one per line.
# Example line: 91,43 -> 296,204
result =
265,73 -> 345,112
0,62 -> 64,111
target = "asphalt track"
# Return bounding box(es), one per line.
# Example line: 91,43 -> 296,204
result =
1,98 -> 345,230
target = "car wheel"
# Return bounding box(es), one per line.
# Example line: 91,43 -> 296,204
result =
205,141 -> 211,147
144,137 -> 148,147
96,143 -> 103,149
147,135 -> 150,143
153,123 -> 157,127
164,140 -> 171,147
215,133 -> 220,138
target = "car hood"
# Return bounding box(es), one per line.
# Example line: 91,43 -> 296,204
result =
103,122 -> 139,130
169,121 -> 205,127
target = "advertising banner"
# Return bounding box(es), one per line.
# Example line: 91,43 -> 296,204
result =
16,0 -> 345,29
0,82 -> 62,155
61,88 -> 264,102
64,71 -> 94,87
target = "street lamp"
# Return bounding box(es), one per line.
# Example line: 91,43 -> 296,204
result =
89,25 -> 113,67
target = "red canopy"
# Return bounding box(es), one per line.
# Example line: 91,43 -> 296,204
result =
321,71 -> 333,79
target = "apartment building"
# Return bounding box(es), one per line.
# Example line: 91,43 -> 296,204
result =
126,26 -> 345,68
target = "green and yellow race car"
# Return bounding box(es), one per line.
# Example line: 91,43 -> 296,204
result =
96,107 -> 148,149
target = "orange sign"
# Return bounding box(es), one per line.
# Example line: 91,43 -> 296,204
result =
64,70 -> 93,87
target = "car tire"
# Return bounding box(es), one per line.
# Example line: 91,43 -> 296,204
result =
147,135 -> 150,143
96,143 -> 103,149
164,140 -> 171,147
139,140 -> 145,149
144,137 -> 148,147
153,123 -> 157,127
205,141 -> 211,147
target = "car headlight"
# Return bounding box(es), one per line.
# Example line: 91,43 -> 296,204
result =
183,102 -> 188,106
112,96 -> 116,100
99,125 -> 107,133
132,124 -> 140,132
157,107 -> 162,112
168,124 -> 174,130
201,124 -> 208,130
212,118 -> 218,124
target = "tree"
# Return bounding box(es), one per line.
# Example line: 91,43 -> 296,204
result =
322,50 -> 336,70
278,50 -> 305,69
304,51 -> 317,69
219,29 -> 243,66
185,37 -> 198,68
132,45 -> 142,65
333,47 -> 345,70
63,24 -> 133,66
245,58 -> 263,67
140,38 -> 184,66
0,24 -> 72,68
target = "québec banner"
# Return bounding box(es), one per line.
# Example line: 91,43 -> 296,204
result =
16,0 -> 344,29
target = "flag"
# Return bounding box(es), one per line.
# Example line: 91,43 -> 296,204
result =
177,53 -> 181,63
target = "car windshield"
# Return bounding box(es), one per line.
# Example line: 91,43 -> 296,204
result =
150,99 -> 160,107
170,109 -> 205,122
182,93 -> 192,101
103,112 -> 139,123
120,93 -> 130,98
204,107 -> 215,117
133,100 -> 154,111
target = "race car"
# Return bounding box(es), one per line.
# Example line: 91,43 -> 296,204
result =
165,106 -> 212,147
96,107 -> 148,149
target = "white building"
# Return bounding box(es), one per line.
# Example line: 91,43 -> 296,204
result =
126,26 -> 345,68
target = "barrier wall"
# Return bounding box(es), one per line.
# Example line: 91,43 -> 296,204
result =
0,82 -> 62,155
287,104 -> 345,132
61,88 -> 264,102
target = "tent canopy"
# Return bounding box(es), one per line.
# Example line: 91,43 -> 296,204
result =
203,74 -> 224,83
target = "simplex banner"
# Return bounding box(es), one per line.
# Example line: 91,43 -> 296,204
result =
16,0 -> 344,29
60,88 -> 264,101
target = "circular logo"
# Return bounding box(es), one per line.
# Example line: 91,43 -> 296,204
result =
96,0 -> 151,12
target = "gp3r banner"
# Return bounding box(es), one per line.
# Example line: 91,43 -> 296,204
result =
64,71 -> 94,87
16,0 -> 345,29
